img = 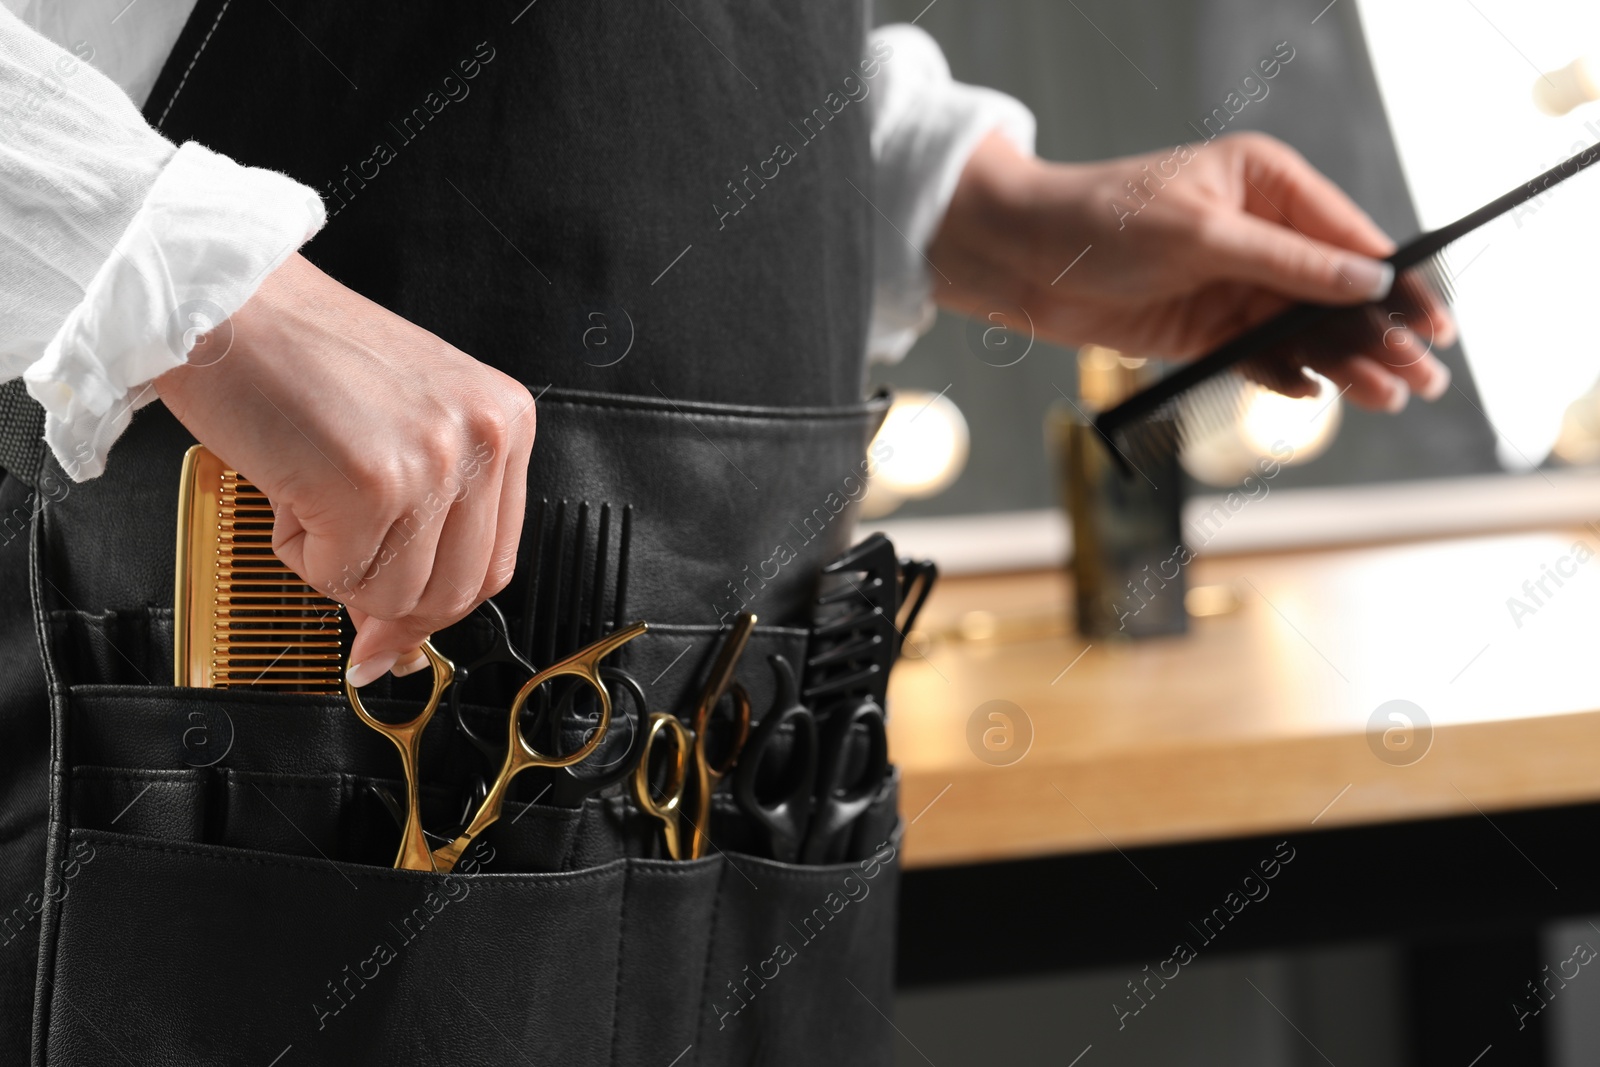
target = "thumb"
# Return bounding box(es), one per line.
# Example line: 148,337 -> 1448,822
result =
1200,211 -> 1395,306
346,611 -> 429,688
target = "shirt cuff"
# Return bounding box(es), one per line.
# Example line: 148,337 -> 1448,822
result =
867,23 -> 1036,364
23,141 -> 326,481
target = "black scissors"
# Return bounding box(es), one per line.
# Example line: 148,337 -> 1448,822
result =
733,654 -> 890,865
536,666 -> 649,807
429,620 -> 647,872
444,599 -> 648,810
443,599 -> 547,814
732,655 -> 816,862
802,697 -> 889,864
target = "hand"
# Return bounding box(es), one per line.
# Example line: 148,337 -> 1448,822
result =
154,253 -> 536,687
928,130 -> 1454,412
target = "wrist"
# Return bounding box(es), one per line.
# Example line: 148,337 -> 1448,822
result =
929,129 -> 1074,302
938,130 -> 1035,240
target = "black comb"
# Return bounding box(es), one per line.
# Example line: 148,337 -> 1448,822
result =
515,498 -> 633,664
803,534 -> 899,708
1093,139 -> 1600,476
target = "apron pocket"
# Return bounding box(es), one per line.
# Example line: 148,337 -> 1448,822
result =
218,768 -> 345,858
480,796 -> 585,872
69,766 -> 208,842
44,829 -> 627,1067
50,609 -> 165,687
694,837 -> 903,1067
609,857 -> 722,1066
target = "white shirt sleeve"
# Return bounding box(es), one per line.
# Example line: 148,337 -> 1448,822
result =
866,23 -> 1037,364
0,3 -> 323,481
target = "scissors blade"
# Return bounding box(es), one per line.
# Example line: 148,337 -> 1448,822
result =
686,613 -> 757,860
696,613 -> 757,719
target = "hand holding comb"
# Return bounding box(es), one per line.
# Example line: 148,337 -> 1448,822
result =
1093,140 -> 1600,475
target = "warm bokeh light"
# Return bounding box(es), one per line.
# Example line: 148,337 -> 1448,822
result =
1182,373 -> 1342,487
862,389 -> 971,518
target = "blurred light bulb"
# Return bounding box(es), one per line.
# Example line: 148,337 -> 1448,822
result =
1534,56 -> 1600,116
1240,376 -> 1342,459
1182,373 -> 1342,487
1552,377 -> 1600,465
861,390 -> 970,518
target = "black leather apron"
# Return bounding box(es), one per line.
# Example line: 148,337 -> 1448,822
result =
0,2 -> 902,1063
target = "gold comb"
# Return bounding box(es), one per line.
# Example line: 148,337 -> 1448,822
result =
175,444 -> 345,692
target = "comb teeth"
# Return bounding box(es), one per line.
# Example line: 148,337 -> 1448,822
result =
176,446 -> 345,692
1103,248 -> 1458,477
516,498 -> 633,664
209,471 -> 344,692
1421,248 -> 1457,308
802,533 -> 899,708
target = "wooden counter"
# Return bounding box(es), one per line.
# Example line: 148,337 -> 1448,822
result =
888,525 -> 1600,869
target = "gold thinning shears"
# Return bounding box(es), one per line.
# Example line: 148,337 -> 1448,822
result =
346,620 -> 648,872
632,612 -> 755,860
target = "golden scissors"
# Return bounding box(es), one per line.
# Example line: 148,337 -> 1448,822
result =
632,612 -> 754,860
347,619 -> 648,872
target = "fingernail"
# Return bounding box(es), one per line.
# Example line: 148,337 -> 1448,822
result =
391,648 -> 429,677
1385,381 -> 1411,414
347,650 -> 399,689
1420,361 -> 1451,402
1339,255 -> 1394,301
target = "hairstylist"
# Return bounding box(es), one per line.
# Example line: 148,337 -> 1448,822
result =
0,3 -> 1450,1062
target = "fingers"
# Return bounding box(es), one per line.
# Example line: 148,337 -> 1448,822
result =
172,255 -> 542,694
1304,353 -> 1409,412
1217,135 -> 1464,368
1199,210 -> 1395,306
1385,269 -> 1459,350
348,481 -> 450,628
347,618 -> 422,687
1230,132 -> 1395,259
1303,348 -> 1446,413
272,506 -> 423,683
1305,296 -> 1452,410
365,449 -> 509,671
482,403 -> 534,605
342,441 -> 510,685
1193,134 -> 1402,307
1294,316 -> 1450,413
275,436 -> 506,688
340,387 -> 534,688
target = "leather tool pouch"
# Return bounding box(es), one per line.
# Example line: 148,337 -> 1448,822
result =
26,394 -> 902,1066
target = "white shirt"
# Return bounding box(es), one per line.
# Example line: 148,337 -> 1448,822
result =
0,4 -> 1034,481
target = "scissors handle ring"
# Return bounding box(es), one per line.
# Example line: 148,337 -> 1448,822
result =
508,661 -> 614,769
698,681 -> 752,780
733,654 -> 818,864
550,667 -> 649,804
345,638 -> 455,736
434,620 -> 649,872
633,712 -> 692,861
344,638 -> 456,873
499,619 -> 648,771
800,698 -> 890,865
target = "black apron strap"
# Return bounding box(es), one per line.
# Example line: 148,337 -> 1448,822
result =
0,379 -> 45,490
